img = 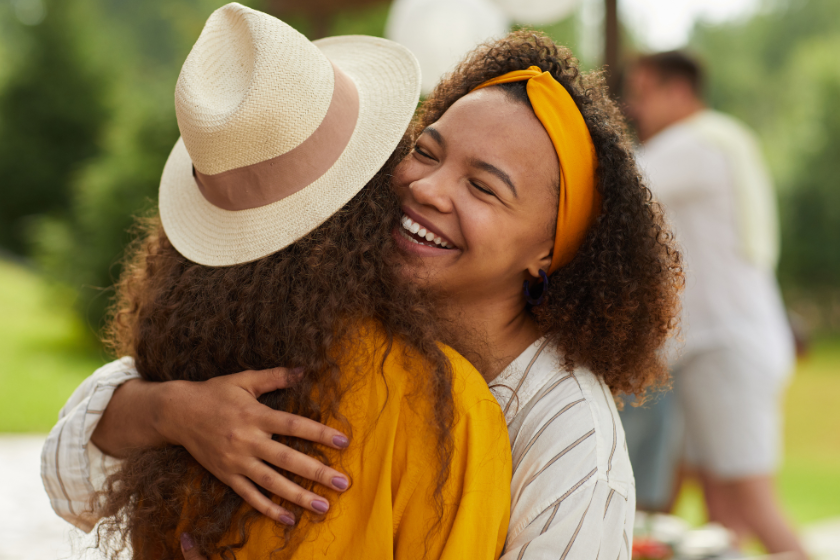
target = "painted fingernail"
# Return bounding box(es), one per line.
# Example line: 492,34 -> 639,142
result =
332,476 -> 348,490
312,499 -> 329,514
279,514 -> 296,526
332,435 -> 349,448
180,533 -> 195,551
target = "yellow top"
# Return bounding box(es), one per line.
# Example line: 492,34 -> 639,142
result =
213,325 -> 512,559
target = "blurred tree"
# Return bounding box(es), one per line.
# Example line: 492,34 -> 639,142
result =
776,37 -> 840,297
0,0 -> 109,255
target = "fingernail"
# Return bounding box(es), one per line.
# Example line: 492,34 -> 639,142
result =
332,476 -> 348,490
279,514 -> 296,526
180,533 -> 195,551
291,367 -> 304,376
332,435 -> 349,448
312,499 -> 329,514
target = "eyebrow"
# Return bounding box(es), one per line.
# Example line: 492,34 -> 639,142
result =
469,158 -> 519,198
422,126 -> 446,148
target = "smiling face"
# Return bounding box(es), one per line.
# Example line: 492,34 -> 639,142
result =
393,87 -> 560,308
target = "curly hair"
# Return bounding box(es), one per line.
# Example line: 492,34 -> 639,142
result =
93,148 -> 457,559
417,30 -> 683,398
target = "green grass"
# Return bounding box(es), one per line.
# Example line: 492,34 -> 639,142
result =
779,337 -> 840,523
2,258 -> 839,525
0,259 -> 103,432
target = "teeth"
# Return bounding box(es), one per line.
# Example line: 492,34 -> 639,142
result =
400,214 -> 453,249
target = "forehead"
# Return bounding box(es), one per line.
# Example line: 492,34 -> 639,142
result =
431,88 -> 559,191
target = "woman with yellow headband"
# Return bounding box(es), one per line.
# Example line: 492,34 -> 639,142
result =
43,30 -> 682,559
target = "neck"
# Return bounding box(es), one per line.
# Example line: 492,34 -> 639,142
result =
644,100 -> 706,142
439,290 -> 542,383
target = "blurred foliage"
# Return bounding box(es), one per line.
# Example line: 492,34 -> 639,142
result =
690,0 -> 840,330
0,0 -> 109,254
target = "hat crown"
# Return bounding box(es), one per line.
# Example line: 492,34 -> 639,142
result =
175,3 -> 335,175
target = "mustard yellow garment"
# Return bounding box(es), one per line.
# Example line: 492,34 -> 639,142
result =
212,325 -> 512,559
473,66 -> 600,273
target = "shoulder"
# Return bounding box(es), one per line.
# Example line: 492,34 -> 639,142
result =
644,122 -> 725,168
345,323 -> 502,420
506,346 -> 634,539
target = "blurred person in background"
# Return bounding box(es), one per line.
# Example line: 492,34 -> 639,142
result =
623,51 -> 806,558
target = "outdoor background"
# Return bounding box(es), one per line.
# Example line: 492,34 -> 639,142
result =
0,0 -> 838,555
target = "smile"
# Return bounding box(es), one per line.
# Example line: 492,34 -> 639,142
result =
399,214 -> 454,249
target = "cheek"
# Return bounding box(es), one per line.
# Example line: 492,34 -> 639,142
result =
460,208 -> 527,268
393,157 -> 423,190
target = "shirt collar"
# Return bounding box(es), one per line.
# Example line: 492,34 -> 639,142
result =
489,337 -> 556,425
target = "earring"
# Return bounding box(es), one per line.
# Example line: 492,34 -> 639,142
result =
523,269 -> 549,306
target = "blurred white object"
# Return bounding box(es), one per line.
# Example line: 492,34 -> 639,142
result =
386,0 -> 510,94
803,517 -> 840,560
634,511 -> 691,545
676,523 -> 733,559
0,435 -> 93,559
490,0 -> 582,25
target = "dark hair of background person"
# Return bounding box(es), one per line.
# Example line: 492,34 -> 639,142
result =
635,50 -> 706,96
418,30 -> 684,401
92,148 -> 458,560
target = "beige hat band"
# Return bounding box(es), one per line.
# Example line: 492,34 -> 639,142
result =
192,62 -> 360,212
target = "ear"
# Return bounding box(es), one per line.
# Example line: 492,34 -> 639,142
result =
525,244 -> 553,279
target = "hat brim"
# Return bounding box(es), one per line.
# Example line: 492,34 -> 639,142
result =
159,36 -> 421,267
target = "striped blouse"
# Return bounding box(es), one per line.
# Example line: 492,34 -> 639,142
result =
490,338 -> 636,559
41,338 -> 634,558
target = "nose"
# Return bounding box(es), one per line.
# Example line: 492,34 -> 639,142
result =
408,169 -> 455,215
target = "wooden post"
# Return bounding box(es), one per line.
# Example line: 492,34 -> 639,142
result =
604,0 -> 621,98
265,0 -> 386,39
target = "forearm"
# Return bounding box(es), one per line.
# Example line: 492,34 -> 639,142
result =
91,378 -> 181,456
41,357 -> 140,530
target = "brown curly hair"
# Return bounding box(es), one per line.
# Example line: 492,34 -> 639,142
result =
93,148 -> 458,559
416,30 -> 683,397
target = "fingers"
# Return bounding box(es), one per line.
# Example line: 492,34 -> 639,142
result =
180,533 -> 208,560
261,409 -> 350,450
228,475 -> 297,526
246,460 -> 332,515
254,438 -> 349,493
238,367 -> 304,397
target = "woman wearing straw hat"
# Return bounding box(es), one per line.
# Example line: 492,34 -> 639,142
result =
42,10 -> 684,560
39,4 -> 511,559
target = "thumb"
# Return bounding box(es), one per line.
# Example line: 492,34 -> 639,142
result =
241,366 -> 304,398
180,533 -> 208,560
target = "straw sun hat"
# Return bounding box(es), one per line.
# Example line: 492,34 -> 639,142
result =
159,3 -> 421,266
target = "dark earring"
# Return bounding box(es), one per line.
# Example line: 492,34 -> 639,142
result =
523,269 -> 549,306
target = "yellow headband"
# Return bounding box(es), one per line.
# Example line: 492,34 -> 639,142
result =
472,66 -> 600,274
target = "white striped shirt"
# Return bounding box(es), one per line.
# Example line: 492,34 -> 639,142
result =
41,340 -> 635,557
491,338 -> 635,559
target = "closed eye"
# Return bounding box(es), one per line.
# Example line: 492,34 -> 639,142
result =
470,181 -> 496,197
413,146 -> 435,161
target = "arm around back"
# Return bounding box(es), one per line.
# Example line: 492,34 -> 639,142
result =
42,359 -> 352,531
